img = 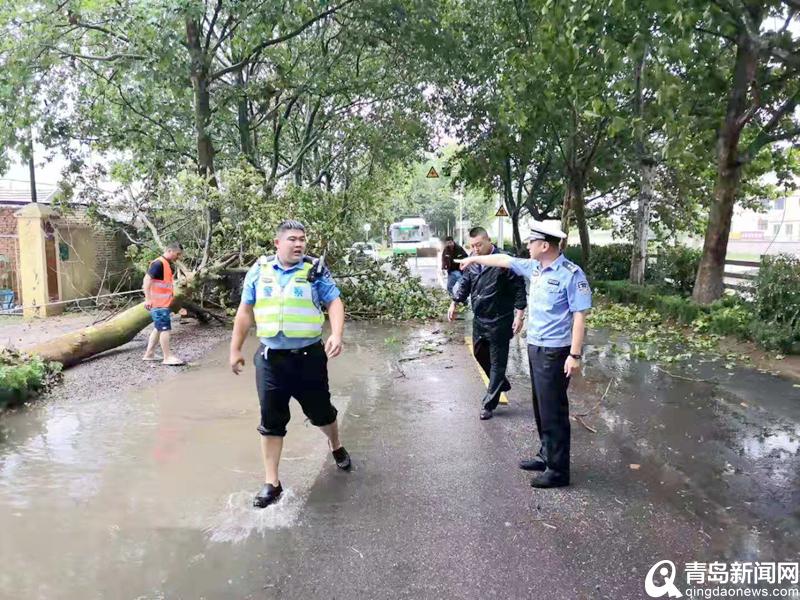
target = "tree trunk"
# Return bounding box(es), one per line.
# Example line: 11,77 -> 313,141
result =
498,156 -> 522,251
692,31 -> 758,304
629,42 -> 653,285
29,291 -> 187,368
562,173 -> 590,266
571,180 -> 591,268
186,18 -> 217,185
692,164 -> 741,303
630,159 -> 655,284
235,70 -> 257,168
511,208 -> 522,254
559,186 -> 571,251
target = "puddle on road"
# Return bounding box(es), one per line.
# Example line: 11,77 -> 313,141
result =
0,325 -> 380,599
206,488 -> 301,544
499,322 -> 800,560
582,329 -> 800,560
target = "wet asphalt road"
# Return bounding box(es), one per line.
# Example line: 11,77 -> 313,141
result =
1,319 -> 799,599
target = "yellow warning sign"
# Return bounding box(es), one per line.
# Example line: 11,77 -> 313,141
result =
426,166 -> 439,178
495,205 -> 509,217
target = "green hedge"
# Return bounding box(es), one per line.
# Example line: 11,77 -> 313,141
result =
646,245 -> 703,296
564,243 -> 700,296
750,255 -> 800,352
565,243 -> 633,280
595,278 -> 800,354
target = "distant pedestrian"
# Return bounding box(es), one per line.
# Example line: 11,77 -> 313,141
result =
441,235 -> 468,297
448,227 -> 526,420
142,242 -> 185,366
457,221 -> 591,489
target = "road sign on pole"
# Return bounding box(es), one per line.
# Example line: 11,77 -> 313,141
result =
495,204 -> 508,249
498,213 -> 504,250
426,166 -> 439,178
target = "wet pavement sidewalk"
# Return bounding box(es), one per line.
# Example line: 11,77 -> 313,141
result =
0,320 -> 798,599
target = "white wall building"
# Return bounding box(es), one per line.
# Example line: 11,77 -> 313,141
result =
729,191 -> 800,257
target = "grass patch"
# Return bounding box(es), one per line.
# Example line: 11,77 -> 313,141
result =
0,349 -> 63,410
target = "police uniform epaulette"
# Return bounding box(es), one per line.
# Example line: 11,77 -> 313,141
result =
563,261 -> 579,273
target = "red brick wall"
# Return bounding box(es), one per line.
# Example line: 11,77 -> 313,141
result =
0,208 -> 20,301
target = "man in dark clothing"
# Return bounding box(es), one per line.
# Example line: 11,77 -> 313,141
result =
441,235 -> 468,297
448,227 -> 526,420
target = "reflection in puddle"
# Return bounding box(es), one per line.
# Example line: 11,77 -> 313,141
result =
740,428 -> 800,460
205,489 -> 301,544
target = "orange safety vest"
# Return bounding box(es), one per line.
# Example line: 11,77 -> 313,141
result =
150,256 -> 174,308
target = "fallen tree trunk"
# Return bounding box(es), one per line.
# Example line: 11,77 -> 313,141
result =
29,290 -> 188,368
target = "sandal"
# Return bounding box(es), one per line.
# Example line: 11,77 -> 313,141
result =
162,356 -> 186,366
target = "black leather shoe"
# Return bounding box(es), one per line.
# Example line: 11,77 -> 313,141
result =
480,408 -> 493,420
519,457 -> 547,472
253,482 -> 283,508
530,469 -> 570,489
332,446 -> 352,470
500,381 -> 511,393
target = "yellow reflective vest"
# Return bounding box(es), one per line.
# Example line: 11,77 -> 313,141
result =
253,256 -> 324,339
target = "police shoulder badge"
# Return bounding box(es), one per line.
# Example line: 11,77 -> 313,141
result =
563,261 -> 578,273
577,280 -> 590,294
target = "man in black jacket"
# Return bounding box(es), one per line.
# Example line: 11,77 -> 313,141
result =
448,227 -> 526,420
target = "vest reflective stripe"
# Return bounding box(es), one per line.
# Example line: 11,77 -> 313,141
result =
253,305 -> 321,318
150,257 -> 174,308
254,259 -> 324,339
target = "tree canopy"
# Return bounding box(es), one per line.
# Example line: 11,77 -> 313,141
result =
1,0 -> 798,302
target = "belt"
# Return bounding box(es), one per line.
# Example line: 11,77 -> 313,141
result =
261,341 -> 322,358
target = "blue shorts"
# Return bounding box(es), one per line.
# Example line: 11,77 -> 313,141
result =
150,308 -> 172,331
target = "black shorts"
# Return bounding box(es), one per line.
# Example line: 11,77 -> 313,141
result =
254,342 -> 338,437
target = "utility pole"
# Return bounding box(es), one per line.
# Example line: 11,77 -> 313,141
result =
28,126 -> 37,203
457,188 -> 464,247
498,207 -> 504,250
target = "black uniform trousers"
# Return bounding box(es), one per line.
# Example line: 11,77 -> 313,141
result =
254,342 -> 338,437
528,345 -> 571,477
473,329 -> 512,411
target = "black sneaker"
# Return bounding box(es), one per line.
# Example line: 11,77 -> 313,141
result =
530,469 -> 570,489
332,446 -> 351,470
519,457 -> 547,472
253,482 -> 283,508
480,408 -> 493,420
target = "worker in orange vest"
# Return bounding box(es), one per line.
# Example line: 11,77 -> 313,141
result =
142,242 -> 185,366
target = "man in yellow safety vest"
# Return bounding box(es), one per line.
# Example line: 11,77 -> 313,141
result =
229,220 -> 350,508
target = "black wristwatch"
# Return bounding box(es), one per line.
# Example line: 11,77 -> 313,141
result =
569,353 -> 582,360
